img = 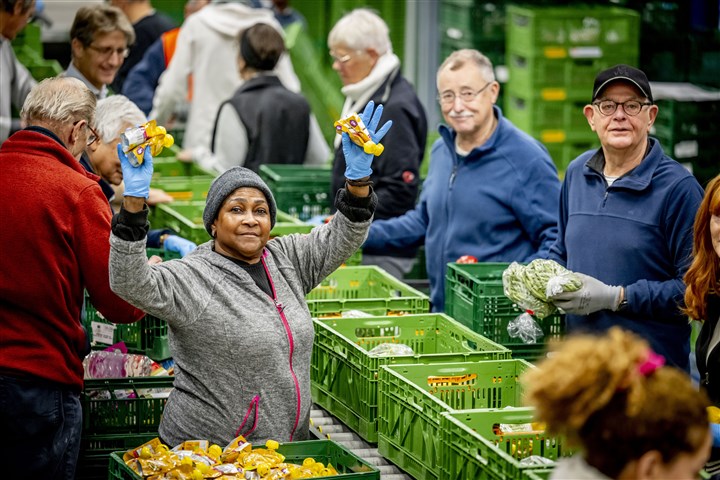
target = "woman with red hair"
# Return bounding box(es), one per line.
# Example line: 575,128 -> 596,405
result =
685,174 -> 720,477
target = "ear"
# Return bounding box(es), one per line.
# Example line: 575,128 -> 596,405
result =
366,48 -> 380,66
583,105 -> 596,131
633,450 -> 664,480
490,81 -> 501,105
647,104 -> 658,128
70,38 -> 84,60
66,120 -> 85,156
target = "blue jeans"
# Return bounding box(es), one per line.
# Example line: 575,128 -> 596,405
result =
0,374 -> 82,479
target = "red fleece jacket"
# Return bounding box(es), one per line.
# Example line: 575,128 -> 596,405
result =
0,129 -> 144,390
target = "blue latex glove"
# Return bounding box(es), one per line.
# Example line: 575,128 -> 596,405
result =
343,100 -> 393,180
163,235 -> 197,257
117,143 -> 153,199
712,423 -> 720,447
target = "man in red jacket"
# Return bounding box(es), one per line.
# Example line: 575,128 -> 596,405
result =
0,76 -> 144,480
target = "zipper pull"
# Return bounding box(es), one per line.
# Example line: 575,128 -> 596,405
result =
274,300 -> 284,314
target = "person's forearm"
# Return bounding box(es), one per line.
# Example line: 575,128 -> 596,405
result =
123,196 -> 146,213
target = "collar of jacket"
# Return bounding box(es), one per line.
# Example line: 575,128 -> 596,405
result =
584,138 -> 660,191
237,74 -> 282,93
438,105 -> 503,159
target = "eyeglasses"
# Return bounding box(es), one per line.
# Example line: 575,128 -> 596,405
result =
437,82 -> 493,105
87,44 -> 130,59
592,99 -> 653,116
329,50 -> 362,65
86,124 -> 100,147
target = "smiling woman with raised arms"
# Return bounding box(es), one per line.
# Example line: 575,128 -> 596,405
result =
108,101 -> 391,448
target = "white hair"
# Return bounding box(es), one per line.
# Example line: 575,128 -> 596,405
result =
21,77 -> 96,128
94,95 -> 147,143
437,49 -> 495,86
328,8 -> 392,55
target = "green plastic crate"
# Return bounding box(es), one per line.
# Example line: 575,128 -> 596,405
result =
311,313 -> 511,442
440,0 -> 506,48
377,360 -> 533,480
81,376 -> 174,436
108,439 -> 380,479
544,137 -> 599,173
150,175 -> 214,201
506,5 -> 640,60
441,408 -> 566,480
504,88 -> 597,144
444,262 -> 565,361
506,52 -> 638,102
258,164 -> 333,221
652,95 -> 720,146
76,433 -> 157,480
152,201 -> 312,244
306,266 -> 430,317
152,155 -> 215,178
84,248 -> 177,359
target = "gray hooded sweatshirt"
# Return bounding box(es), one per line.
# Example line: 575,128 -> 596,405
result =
109,212 -> 369,446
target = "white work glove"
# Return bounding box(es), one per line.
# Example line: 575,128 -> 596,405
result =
548,272 -> 622,315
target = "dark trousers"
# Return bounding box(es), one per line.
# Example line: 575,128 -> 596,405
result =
0,374 -> 82,479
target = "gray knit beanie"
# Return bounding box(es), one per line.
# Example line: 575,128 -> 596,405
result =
203,167 -> 277,235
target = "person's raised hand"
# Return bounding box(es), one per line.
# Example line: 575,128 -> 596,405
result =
548,272 -> 622,315
117,144 -> 153,199
343,100 -> 393,180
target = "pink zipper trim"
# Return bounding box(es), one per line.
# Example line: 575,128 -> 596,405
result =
235,395 -> 260,438
261,254 -> 302,441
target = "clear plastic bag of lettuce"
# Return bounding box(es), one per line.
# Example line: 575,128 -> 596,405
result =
502,260 -> 582,319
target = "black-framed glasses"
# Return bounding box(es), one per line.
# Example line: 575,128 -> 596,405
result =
86,124 -> 100,147
87,44 -> 130,59
437,81 -> 493,105
592,99 -> 652,116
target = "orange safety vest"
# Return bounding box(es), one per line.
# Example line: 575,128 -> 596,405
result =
161,28 -> 192,101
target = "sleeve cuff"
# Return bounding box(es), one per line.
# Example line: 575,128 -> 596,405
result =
112,204 -> 151,241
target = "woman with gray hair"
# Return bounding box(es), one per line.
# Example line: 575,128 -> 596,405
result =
328,8 -> 427,279
109,101 -> 391,447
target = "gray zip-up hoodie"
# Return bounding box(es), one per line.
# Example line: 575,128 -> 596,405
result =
109,212 -> 369,446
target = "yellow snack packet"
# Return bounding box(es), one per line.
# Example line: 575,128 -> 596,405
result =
121,120 -> 175,166
708,406 -> 720,423
124,437 -> 168,462
334,113 -> 384,156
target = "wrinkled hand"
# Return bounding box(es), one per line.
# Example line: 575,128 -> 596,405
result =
147,188 -> 174,206
117,144 -> 153,199
343,100 -> 393,180
163,235 -> 197,257
548,272 -> 622,315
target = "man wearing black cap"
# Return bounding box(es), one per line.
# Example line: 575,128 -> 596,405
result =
547,64 -> 704,371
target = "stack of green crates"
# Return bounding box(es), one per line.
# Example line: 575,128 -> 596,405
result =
108,439 -> 380,479
504,5 -> 640,171
11,23 -> 63,82
311,313 -> 510,442
444,262 -> 565,361
439,0 -> 507,67
77,376 -> 174,480
377,359 -> 537,480
650,83 -> 720,187
306,265 -> 429,317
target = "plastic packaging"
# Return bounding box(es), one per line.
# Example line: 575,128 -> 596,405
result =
507,311 -> 545,344
503,260 -> 582,319
334,113 -> 384,156
367,342 -> 414,357
121,120 -> 174,166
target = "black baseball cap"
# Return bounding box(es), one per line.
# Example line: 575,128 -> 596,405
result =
592,64 -> 653,103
